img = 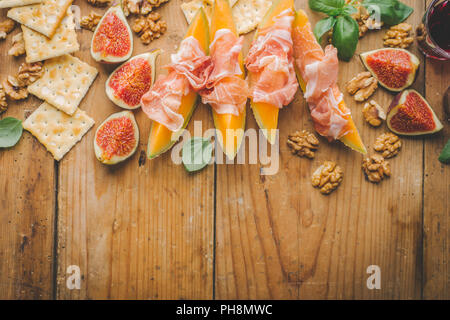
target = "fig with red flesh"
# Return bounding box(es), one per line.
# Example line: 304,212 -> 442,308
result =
360,48 -> 420,92
387,89 -> 443,136
106,50 -> 161,109
94,111 -> 139,164
91,5 -> 133,64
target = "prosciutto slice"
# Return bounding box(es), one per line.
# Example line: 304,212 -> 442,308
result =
293,19 -> 350,139
141,37 -> 212,131
199,29 -> 249,116
245,9 -> 298,109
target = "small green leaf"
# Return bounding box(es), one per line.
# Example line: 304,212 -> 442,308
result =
363,0 -> 413,25
309,0 -> 346,16
0,117 -> 23,148
438,139 -> 450,164
182,137 -> 213,172
314,16 -> 337,42
332,14 -> 359,61
342,3 -> 358,15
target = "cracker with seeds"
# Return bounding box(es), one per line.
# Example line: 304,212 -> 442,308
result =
232,0 -> 272,34
22,9 -> 79,63
0,0 -> 43,8
7,0 -> 73,38
23,102 -> 95,160
28,55 -> 98,115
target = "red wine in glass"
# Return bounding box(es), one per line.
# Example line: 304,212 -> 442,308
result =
418,0 -> 450,60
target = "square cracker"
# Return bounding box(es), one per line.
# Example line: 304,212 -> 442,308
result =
28,54 -> 98,115
23,102 -> 95,160
22,9 -> 79,63
232,0 -> 272,34
7,0 -> 73,38
0,0 -> 43,9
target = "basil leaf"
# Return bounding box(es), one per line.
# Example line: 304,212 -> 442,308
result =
314,16 -> 337,42
309,0 -> 346,16
182,137 -> 213,172
332,14 -> 359,61
0,117 -> 23,148
363,0 -> 413,25
438,139 -> 450,164
342,3 -> 358,15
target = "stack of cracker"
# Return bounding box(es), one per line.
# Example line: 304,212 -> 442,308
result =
180,0 -> 272,35
6,0 -> 98,160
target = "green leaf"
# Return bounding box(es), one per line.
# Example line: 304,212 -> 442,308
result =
438,139 -> 450,164
0,117 -> 23,148
182,137 -> 213,172
342,3 -> 358,15
314,16 -> 337,42
308,0 -> 346,16
332,14 -> 359,61
363,0 -> 413,25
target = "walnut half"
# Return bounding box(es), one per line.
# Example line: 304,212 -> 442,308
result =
17,62 -> 43,87
132,12 -> 167,45
362,154 -> 390,183
0,85 -> 7,114
287,130 -> 319,159
8,32 -> 25,57
384,23 -> 414,49
373,132 -> 402,158
0,19 -> 15,40
346,72 -> 378,102
80,12 -> 102,31
312,161 -> 343,195
2,76 -> 28,100
363,100 -> 386,127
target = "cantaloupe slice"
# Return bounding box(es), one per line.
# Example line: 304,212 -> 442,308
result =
210,0 -> 246,160
293,10 -> 366,154
147,9 -> 210,159
249,0 -> 294,144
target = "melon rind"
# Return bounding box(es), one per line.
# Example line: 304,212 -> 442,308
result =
105,50 -> 161,109
94,111 -> 139,164
360,48 -> 420,92
91,5 -> 133,64
387,89 -> 443,136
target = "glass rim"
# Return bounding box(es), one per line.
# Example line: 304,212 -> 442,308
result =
425,0 -> 448,54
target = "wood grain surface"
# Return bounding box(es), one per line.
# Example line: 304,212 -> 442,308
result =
0,0 -> 448,300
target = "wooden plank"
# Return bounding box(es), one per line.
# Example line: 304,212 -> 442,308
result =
423,0 -> 450,299
215,0 -> 424,299
0,11 -> 56,299
56,1 -> 214,299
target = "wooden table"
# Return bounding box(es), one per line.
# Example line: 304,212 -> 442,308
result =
0,0 -> 448,299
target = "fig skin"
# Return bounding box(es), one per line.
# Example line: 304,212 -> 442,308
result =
91,5 -> 133,64
387,89 -> 443,136
360,48 -> 420,92
94,111 -> 139,165
105,50 -> 161,109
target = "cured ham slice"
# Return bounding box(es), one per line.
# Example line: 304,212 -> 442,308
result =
293,23 -> 349,139
303,46 -> 339,101
245,9 -> 298,109
141,72 -> 189,132
293,9 -> 366,153
199,29 -> 249,116
141,36 -> 211,131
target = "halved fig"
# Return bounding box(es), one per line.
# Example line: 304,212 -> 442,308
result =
106,50 -> 161,109
94,111 -> 139,164
91,4 -> 133,64
360,48 -> 420,92
387,89 -> 443,136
